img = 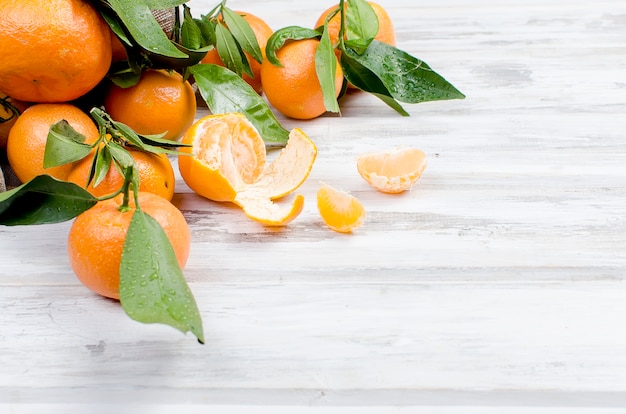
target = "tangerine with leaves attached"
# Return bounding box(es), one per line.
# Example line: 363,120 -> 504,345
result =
261,38 -> 343,120
67,192 -> 191,300
6,103 -> 99,183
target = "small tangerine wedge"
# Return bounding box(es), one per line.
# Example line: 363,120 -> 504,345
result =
178,113 -> 317,226
317,182 -> 366,233
356,147 -> 427,194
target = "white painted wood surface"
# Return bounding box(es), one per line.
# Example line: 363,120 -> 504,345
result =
1,0 -> 626,412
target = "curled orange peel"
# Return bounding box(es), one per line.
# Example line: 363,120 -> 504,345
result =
178,113 -> 317,226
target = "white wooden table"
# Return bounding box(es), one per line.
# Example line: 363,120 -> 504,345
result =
2,0 -> 626,412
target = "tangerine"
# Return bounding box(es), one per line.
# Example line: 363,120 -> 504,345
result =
261,38 -> 344,120
315,1 -> 397,47
67,147 -> 176,201
67,191 -> 191,300
0,0 -> 112,103
104,69 -> 196,141
6,103 -> 99,183
201,11 -> 273,94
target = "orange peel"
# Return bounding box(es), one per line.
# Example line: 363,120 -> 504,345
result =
356,147 -> 427,193
178,113 -> 317,226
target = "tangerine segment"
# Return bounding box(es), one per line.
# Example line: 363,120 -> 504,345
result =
356,147 -> 427,194
178,113 -> 266,202
317,182 -> 366,233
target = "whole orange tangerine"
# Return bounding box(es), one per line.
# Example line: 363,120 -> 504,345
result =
104,69 -> 196,141
67,192 -> 191,300
261,39 -> 343,120
0,0 -> 112,103
6,103 -> 99,183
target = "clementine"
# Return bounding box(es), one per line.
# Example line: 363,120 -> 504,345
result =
6,103 -> 99,183
67,191 -> 191,300
104,69 -> 196,141
261,38 -> 343,120
0,0 -> 112,103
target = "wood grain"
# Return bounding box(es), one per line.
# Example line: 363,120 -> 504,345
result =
1,0 -> 625,411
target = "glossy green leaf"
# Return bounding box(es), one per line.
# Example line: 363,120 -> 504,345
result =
0,175 -> 97,226
92,144 -> 113,188
222,7 -> 263,63
106,0 -> 188,59
181,5 -> 204,50
215,23 -> 252,78
340,50 -> 409,115
43,120 -> 93,168
344,41 -> 465,104
120,209 -> 204,343
107,141 -> 136,171
190,64 -> 290,146
142,0 -> 186,10
345,0 -> 379,44
265,26 -> 320,66
316,28 -> 341,113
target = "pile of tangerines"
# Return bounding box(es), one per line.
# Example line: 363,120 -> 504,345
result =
0,0 -> 432,340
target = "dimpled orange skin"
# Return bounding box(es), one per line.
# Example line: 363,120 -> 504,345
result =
67,148 -> 176,201
261,39 -> 344,120
104,69 -> 197,141
201,11 -> 273,94
0,0 -> 112,103
7,103 -> 99,183
67,192 -> 191,300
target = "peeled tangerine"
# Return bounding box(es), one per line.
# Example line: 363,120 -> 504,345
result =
356,147 -> 427,193
178,113 -> 317,226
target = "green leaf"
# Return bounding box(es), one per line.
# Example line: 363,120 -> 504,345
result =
120,209 -> 204,343
92,144 -> 113,188
190,64 -> 290,146
181,5 -> 204,50
340,50 -> 409,115
107,141 -> 136,170
316,28 -> 341,114
142,0 -> 187,9
215,23 -> 251,77
345,0 -> 379,44
108,66 -> 143,88
265,26 -> 320,66
43,121 -> 93,168
344,41 -> 465,104
0,175 -> 97,226
194,17 -> 216,47
222,8 -> 263,63
106,0 -> 188,59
